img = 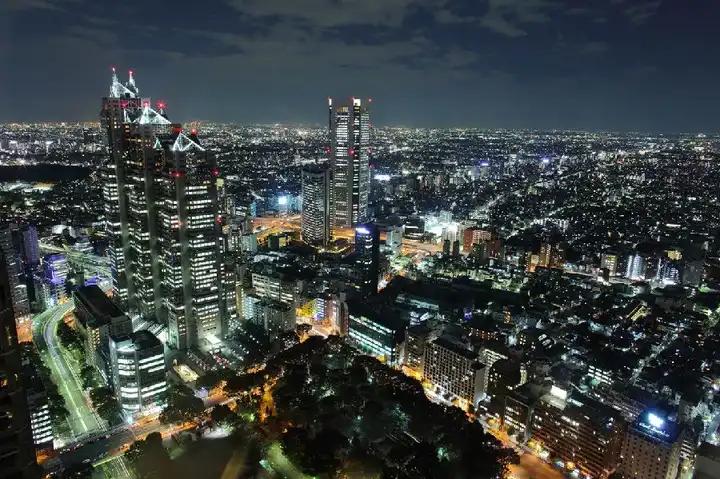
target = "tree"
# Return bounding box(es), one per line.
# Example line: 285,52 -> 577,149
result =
126,432 -> 172,479
80,365 -> 97,390
89,387 -> 122,424
57,320 -> 84,356
58,463 -> 94,478
159,386 -> 205,425
210,404 -> 233,425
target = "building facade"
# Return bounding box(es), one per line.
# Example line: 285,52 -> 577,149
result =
101,69 -> 231,350
301,164 -> 333,246
0,253 -> 39,478
347,300 -> 404,366
109,330 -> 167,420
329,98 -> 371,228
423,336 -> 486,411
355,223 -> 379,296
0,225 -> 31,342
618,410 -> 684,479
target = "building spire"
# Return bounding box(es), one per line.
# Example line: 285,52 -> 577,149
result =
128,70 -> 136,87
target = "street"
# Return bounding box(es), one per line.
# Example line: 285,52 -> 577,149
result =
33,301 -> 134,478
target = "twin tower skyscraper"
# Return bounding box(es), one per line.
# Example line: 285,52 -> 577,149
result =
100,69 -> 236,351
301,98 -> 372,246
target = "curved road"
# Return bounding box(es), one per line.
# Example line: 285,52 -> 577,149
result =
33,301 -> 133,477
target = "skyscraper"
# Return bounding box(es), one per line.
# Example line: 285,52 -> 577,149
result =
101,69 -> 230,349
0,253 -> 39,478
156,128 -> 228,349
355,223 -> 380,296
0,224 -> 31,342
301,164 -> 333,246
328,97 -> 371,228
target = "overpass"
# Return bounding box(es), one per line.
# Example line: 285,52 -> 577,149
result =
38,239 -> 111,279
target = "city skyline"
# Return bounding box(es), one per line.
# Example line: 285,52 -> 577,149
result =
2,1 -> 720,132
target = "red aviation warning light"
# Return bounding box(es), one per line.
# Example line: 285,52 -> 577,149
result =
212,169 -> 220,176
190,129 -> 198,135
157,101 -> 166,109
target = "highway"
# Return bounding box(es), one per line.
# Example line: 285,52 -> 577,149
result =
33,301 -> 134,477
251,216 -> 444,254
38,239 -> 111,279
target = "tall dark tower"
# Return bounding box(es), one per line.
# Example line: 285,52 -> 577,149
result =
328,97 -> 371,228
354,223 -> 380,296
301,164 -> 333,247
0,253 -> 39,479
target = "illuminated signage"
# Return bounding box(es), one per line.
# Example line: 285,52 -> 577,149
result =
638,412 -> 671,439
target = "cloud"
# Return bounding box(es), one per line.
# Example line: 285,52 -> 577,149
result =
479,0 -> 555,37
580,41 -> 609,54
225,0 -> 438,28
1,0 -> 61,11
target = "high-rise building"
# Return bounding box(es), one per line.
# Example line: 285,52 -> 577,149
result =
329,97 -> 371,228
355,223 -> 380,296
0,253 -> 39,478
601,253 -> 618,276
301,164 -> 333,246
109,330 -> 167,420
101,69 -> 231,350
619,410 -> 684,479
20,226 -> 39,268
0,225 -> 31,342
626,254 -> 646,280
424,336 -> 486,411
347,300 -> 404,366
528,387 -> 625,479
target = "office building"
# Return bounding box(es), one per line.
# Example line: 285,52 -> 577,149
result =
463,227 -> 492,252
626,254 -> 646,280
73,285 -> 132,376
101,69 -> 231,350
355,223 -> 380,296
529,387 -> 625,479
0,253 -> 39,478
619,409 -> 684,479
385,227 -> 403,254
18,226 -> 39,268
109,330 -> 167,420
601,253 -> 618,276
424,336 -> 486,411
404,324 -> 434,376
301,164 -> 333,246
19,354 -> 53,450
41,254 -> 68,308
248,298 -> 296,340
251,272 -> 296,306
328,97 -> 371,228
347,300 -> 405,366
156,127 -> 228,350
0,225 -> 31,342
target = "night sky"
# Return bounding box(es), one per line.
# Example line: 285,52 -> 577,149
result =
1,0 -> 718,132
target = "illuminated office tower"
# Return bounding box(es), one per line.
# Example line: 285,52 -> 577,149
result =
600,253 -> 618,276
156,128 -> 227,349
109,330 -> 167,420
626,254 -> 646,280
301,164 -> 333,246
328,97 -> 371,228
0,253 -> 39,478
101,68 -> 144,308
102,69 -> 230,349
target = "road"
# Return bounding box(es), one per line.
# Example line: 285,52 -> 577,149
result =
33,301 -> 134,478
38,239 -> 111,279
252,216 -> 443,254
